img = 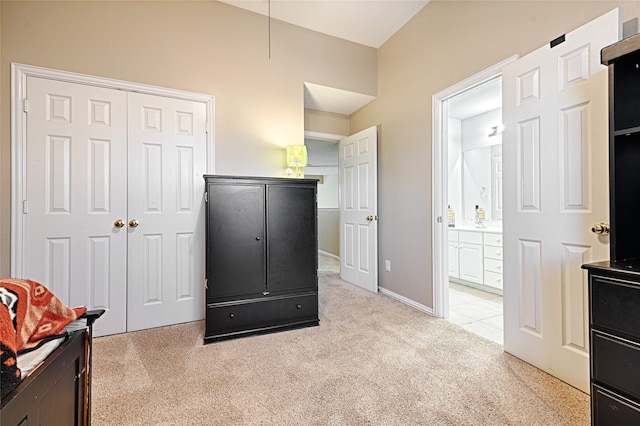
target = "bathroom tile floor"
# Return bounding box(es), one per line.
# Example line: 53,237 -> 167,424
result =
448,282 -> 503,345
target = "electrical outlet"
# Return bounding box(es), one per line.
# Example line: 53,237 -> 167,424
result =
385,260 -> 391,272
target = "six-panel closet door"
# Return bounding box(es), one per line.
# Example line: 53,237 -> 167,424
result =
24,77 -> 206,336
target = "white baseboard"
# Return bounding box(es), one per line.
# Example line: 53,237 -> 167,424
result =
318,250 -> 340,260
379,287 -> 434,316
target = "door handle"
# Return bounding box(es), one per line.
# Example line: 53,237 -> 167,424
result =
114,219 -> 125,228
366,215 -> 377,222
591,222 -> 610,235
129,219 -> 139,228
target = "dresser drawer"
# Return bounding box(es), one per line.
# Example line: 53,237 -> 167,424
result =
484,245 -> 503,261
592,383 -> 640,424
459,231 -> 482,244
591,275 -> 640,339
483,233 -> 503,247
205,293 -> 318,339
484,258 -> 503,274
592,330 -> 640,400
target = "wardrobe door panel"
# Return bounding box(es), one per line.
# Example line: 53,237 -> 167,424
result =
266,184 -> 317,294
207,184 -> 266,301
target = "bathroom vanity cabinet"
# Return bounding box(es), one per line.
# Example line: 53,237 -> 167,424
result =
449,228 -> 502,293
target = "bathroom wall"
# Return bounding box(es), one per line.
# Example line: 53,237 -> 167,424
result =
447,117 -> 462,226
450,107 -> 502,226
462,108 -> 501,223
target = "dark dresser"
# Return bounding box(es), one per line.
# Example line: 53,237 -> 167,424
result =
203,175 -> 319,343
582,33 -> 640,424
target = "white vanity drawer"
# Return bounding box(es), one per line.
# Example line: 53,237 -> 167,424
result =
459,231 -> 483,245
484,271 -> 503,289
484,245 -> 503,261
484,233 -> 503,247
484,258 -> 503,274
448,230 -> 459,242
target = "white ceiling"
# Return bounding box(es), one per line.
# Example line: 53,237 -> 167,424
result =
220,0 -> 430,48
303,82 -> 376,115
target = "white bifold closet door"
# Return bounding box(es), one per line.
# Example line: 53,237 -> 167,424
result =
24,76 -> 206,336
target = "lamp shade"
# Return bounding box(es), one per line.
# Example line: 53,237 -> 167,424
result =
286,145 -> 308,167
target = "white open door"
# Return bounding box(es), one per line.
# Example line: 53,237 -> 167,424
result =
339,126 -> 378,293
502,8 -> 620,392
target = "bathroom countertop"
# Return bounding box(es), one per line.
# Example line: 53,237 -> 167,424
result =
448,226 -> 502,234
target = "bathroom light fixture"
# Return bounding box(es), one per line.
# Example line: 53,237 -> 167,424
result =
488,124 -> 504,137
286,145 -> 308,177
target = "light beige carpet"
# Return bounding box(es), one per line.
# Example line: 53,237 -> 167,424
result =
91,259 -> 589,425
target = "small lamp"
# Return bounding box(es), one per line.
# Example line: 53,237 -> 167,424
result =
286,145 -> 308,177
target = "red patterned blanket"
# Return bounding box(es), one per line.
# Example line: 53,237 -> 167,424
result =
0,278 -> 86,400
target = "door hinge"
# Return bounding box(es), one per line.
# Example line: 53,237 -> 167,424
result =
204,192 -> 208,202
23,200 -> 28,214
205,279 -> 208,289
436,216 -> 442,223
23,98 -> 29,113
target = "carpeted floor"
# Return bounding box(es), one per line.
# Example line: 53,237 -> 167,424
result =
91,255 -> 589,425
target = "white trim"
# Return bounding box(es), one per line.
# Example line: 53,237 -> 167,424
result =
318,250 -> 340,260
379,287 -> 434,316
431,55 -> 517,319
304,130 -> 345,141
10,63 -> 215,277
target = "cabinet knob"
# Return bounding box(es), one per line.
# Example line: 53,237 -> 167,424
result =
256,236 -> 261,241
229,313 -> 235,318
296,304 -> 302,309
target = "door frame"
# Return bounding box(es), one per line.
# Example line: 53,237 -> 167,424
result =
10,62 -> 216,276
431,55 -> 517,318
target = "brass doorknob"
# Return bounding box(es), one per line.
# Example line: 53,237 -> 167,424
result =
114,219 -> 125,228
591,222 -> 610,235
366,215 -> 375,221
129,219 -> 139,228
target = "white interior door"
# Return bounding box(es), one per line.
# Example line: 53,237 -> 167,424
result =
126,93 -> 207,332
339,126 -> 378,292
24,76 -> 128,336
502,8 -> 620,392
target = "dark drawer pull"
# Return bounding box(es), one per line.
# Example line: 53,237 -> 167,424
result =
229,313 -> 235,318
297,304 -> 302,309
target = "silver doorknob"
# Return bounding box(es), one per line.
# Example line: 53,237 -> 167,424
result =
591,222 -> 610,235
114,219 -> 125,228
129,219 -> 139,228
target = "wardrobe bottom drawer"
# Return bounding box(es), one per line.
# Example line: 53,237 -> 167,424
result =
204,293 -> 318,342
592,384 -> 640,425
592,330 -> 640,400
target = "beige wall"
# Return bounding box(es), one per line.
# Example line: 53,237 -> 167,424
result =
350,1 -> 640,309
304,109 -> 349,135
0,1 -> 377,276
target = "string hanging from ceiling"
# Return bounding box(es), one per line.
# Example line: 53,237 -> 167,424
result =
268,0 -> 271,59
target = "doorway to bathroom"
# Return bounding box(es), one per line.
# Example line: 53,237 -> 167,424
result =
432,56 -> 517,345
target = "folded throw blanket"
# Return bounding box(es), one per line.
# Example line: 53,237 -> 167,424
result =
0,278 -> 86,400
